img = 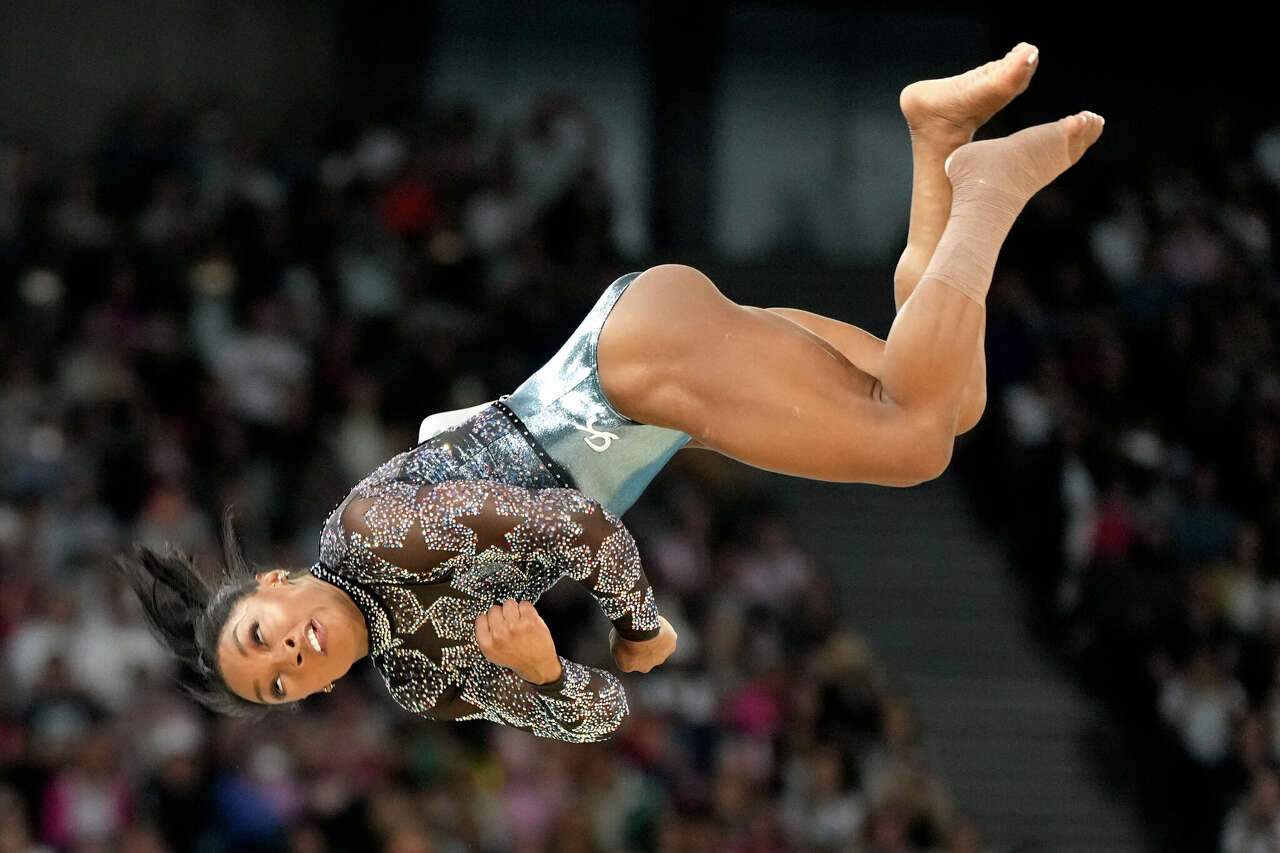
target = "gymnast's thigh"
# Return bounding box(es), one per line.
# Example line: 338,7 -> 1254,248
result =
597,265 -> 930,484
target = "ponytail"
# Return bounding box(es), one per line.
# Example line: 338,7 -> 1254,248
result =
115,512 -> 290,717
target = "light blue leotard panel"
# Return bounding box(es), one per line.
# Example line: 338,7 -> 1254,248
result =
503,272 -> 691,515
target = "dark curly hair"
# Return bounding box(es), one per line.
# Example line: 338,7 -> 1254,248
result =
115,513 -> 304,717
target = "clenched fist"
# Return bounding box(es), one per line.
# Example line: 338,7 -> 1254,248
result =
610,615 -> 678,673
475,599 -> 563,685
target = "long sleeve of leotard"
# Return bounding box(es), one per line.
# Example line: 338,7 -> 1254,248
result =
454,655 -> 630,742
521,486 -> 663,641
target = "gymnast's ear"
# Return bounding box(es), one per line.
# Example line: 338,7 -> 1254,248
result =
254,569 -> 290,587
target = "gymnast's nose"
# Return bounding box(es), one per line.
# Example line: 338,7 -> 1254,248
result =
282,631 -> 304,667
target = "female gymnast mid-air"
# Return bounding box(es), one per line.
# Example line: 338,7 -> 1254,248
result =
120,43 -> 1104,742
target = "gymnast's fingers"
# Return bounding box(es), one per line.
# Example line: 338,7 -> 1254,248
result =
501,597 -> 521,626
486,604 -> 508,641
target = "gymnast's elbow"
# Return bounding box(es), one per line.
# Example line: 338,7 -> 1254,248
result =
563,703 -> 629,744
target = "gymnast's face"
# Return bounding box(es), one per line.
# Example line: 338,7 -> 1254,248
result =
217,570 -> 369,705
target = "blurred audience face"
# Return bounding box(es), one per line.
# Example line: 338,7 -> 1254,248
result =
0,786 -> 34,853
1250,770 -> 1280,823
384,826 -> 433,853
218,570 -> 368,705
948,818 -> 984,853
289,821 -> 330,853
881,696 -> 917,749
117,825 -> 168,853
811,747 -> 844,796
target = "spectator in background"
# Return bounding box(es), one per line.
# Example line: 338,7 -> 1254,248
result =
945,815 -> 990,853
0,783 -> 52,853
1158,646 -> 1247,768
1222,768 -> 1280,853
3,591 -> 80,708
208,297 -> 312,435
39,728 -> 133,850
1215,523 -> 1268,637
780,744 -> 866,850
1174,465 -> 1238,567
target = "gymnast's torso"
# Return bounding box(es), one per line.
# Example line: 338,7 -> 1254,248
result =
310,273 -> 683,741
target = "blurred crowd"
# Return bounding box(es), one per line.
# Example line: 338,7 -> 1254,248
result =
0,95 -> 979,852
958,111 -> 1280,851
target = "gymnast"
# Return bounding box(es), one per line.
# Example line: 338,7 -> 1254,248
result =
119,43 -> 1104,741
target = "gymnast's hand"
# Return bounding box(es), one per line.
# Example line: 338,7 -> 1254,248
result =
610,616 -> 678,674
475,599 -> 564,685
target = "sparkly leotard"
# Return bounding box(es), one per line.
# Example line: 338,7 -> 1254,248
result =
310,276 -> 681,742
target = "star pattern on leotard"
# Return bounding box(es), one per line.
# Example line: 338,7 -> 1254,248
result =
413,481 -> 487,555
340,540 -> 430,585
425,593 -> 484,643
369,583 -> 429,635
382,645 -> 454,711
356,481 -> 420,548
439,640 -> 484,674
317,465 -> 660,743
574,528 -> 661,634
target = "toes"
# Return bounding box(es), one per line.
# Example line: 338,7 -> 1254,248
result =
1003,42 -> 1040,93
1063,111 -> 1100,131
1085,111 -> 1106,140
1077,110 -> 1105,133
985,42 -> 1038,84
1009,41 -> 1039,65
1063,111 -> 1105,161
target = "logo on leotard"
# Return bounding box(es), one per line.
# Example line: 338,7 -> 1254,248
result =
573,417 -> 620,453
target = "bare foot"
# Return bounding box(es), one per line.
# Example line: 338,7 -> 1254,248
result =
945,111 -> 1106,204
900,43 -> 1040,146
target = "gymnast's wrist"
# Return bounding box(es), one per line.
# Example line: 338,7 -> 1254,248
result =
520,656 -> 564,686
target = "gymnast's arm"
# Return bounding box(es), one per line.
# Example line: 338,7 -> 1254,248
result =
522,487 -> 679,672
462,600 -> 631,741
378,603 -> 631,742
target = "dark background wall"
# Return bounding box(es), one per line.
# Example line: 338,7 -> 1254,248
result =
0,0 -> 339,151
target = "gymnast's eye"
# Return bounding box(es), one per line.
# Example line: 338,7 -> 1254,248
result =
253,622 -> 265,647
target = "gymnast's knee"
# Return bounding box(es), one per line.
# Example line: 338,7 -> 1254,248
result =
955,386 -> 987,436
897,418 -> 955,485
892,265 -> 917,304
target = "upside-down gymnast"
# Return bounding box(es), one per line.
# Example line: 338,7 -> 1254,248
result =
119,44 -> 1104,741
